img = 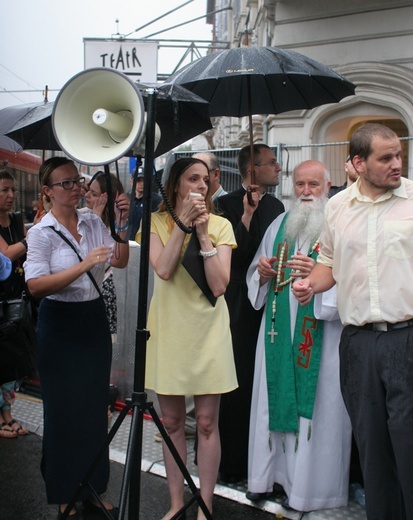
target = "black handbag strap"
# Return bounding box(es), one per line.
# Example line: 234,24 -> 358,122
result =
48,227 -> 103,299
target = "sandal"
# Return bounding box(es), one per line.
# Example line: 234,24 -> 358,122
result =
0,422 -> 18,439
57,505 -> 79,519
7,419 -> 28,436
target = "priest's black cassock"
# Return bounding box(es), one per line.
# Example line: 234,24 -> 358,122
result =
215,188 -> 284,481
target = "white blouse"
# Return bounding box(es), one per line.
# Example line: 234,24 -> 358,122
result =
24,210 -> 115,302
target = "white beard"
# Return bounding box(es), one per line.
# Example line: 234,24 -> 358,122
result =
284,194 -> 327,246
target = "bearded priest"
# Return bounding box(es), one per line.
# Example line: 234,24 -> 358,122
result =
246,160 -> 352,512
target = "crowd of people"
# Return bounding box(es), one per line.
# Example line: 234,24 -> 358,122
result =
0,170 -> 33,439
0,122 -> 409,520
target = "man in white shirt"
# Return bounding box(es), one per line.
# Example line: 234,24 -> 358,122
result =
294,123 -> 413,520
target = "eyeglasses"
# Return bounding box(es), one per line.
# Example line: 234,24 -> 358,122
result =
255,160 -> 279,168
48,177 -> 86,190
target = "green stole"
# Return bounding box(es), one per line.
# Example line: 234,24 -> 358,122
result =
265,214 -> 323,433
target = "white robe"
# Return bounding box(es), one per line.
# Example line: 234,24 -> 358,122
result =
246,213 -> 352,512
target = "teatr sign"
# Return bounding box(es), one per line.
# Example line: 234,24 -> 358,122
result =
84,38 -> 158,83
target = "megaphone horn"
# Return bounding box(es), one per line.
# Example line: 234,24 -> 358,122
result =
52,68 -> 145,166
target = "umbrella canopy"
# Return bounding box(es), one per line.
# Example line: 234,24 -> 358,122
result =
0,101 -> 57,152
165,46 -> 356,117
136,82 -> 213,157
4,85 -> 212,159
0,135 -> 22,153
166,46 -> 355,190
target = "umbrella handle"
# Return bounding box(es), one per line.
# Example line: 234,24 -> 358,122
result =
246,76 -> 256,207
246,185 -> 257,207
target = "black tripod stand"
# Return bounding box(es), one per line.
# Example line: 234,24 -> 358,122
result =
61,89 -> 213,520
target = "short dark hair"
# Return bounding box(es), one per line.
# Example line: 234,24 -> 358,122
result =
349,124 -> 398,161
238,144 -> 272,180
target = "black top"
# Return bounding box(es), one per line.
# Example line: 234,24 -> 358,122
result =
215,188 -> 285,282
329,182 -> 347,198
0,212 -> 25,299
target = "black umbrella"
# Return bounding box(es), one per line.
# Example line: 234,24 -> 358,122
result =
166,46 -> 356,186
166,46 -> 356,117
4,85 -> 212,158
136,82 -> 213,157
0,135 -> 23,153
0,101 -> 57,152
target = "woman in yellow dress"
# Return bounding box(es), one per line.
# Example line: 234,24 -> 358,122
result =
138,157 -> 237,520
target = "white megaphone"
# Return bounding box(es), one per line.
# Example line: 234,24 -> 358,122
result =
52,68 -> 148,165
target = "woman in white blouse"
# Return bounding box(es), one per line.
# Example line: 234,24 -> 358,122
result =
24,157 -> 129,520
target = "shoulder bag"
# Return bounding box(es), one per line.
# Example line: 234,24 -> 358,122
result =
0,292 -> 38,385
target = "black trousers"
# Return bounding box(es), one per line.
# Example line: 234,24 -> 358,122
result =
340,325 -> 413,520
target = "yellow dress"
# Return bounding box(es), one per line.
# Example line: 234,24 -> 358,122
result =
139,212 -> 238,395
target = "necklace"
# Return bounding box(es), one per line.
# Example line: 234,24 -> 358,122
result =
267,238 -> 319,344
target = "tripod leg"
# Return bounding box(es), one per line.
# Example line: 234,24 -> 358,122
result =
117,396 -> 145,519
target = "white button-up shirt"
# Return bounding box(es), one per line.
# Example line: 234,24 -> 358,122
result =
318,177 -> 413,326
24,210 -> 114,302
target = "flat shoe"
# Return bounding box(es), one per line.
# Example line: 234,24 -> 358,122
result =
281,497 -> 300,512
0,422 -> 18,439
246,490 -> 273,502
82,499 -> 119,519
273,482 -> 287,498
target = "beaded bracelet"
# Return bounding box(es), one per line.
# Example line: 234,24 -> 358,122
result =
114,219 -> 129,232
199,247 -> 218,259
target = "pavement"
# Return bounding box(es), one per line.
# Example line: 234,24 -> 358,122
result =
0,393 -> 367,520
0,432 -> 279,520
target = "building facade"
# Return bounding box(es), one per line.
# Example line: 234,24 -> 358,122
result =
209,0 -> 413,183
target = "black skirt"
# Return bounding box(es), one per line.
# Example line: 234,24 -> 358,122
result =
37,297 -> 112,504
